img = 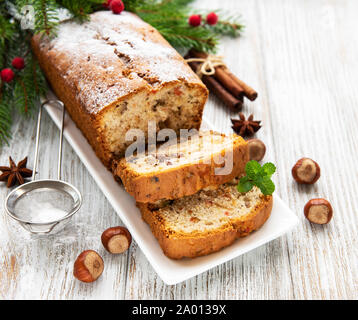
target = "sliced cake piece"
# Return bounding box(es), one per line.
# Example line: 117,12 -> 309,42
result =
137,179 -> 273,259
114,131 -> 249,203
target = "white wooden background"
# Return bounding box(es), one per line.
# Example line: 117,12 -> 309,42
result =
1,0 -> 357,299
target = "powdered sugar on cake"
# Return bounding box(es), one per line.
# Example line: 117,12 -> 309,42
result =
40,11 -> 197,113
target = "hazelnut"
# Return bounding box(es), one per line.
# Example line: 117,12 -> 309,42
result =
292,157 -> 320,184
247,139 -> 266,161
73,250 -> 104,283
304,198 -> 333,224
101,226 -> 132,254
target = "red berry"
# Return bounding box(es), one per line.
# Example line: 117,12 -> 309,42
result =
0,68 -> 15,83
110,0 -> 124,14
206,12 -> 218,25
188,14 -> 201,27
103,0 -> 113,8
12,57 -> 25,70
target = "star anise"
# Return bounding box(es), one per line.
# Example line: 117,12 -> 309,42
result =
231,113 -> 261,137
0,157 -> 33,188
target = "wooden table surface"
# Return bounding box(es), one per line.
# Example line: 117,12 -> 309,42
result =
1,0 -> 357,299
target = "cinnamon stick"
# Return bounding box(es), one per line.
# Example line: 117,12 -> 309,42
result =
189,49 -> 258,101
224,68 -> 258,101
203,76 -> 243,112
188,60 -> 243,111
214,67 -> 245,100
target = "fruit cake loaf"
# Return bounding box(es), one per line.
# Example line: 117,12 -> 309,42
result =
31,11 -> 208,167
114,131 -> 249,203
137,179 -> 273,259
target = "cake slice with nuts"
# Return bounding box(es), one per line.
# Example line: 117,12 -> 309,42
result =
137,179 -> 273,259
113,131 -> 249,203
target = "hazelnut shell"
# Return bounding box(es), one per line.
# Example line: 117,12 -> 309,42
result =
247,139 -> 266,161
292,157 -> 320,184
101,226 -> 132,254
304,198 -> 333,225
73,250 -> 104,283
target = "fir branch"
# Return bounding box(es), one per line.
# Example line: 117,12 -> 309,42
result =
41,0 -> 50,34
161,28 -> 218,53
13,53 -> 46,115
0,5 -> 16,67
0,90 -> 12,145
124,1 -> 243,53
58,0 -> 103,22
207,13 -> 244,37
127,0 -> 219,53
16,77 -> 28,113
33,59 -> 47,96
0,14 -> 16,45
16,0 -> 60,35
31,54 -> 39,94
0,0 -> 245,146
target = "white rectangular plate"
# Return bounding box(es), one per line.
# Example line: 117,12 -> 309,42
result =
44,93 -> 299,285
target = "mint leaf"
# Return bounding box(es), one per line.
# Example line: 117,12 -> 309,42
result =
245,160 -> 262,179
256,176 -> 275,195
236,160 -> 276,195
237,177 -> 254,193
262,162 -> 276,177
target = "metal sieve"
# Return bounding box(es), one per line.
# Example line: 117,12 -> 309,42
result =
4,100 -> 82,235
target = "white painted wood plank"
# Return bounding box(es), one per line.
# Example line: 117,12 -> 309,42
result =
251,0 -> 358,299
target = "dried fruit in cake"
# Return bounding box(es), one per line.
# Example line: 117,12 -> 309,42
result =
31,11 -> 208,168
138,181 -> 273,259
114,131 -> 249,203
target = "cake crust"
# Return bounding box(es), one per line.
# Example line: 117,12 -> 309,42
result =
138,186 -> 273,259
31,11 -> 207,167
115,132 -> 249,203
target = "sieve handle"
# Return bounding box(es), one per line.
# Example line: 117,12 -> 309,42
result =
32,100 -> 65,181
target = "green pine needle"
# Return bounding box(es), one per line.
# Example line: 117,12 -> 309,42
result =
126,0 -> 243,53
198,9 -> 244,38
237,161 -> 276,196
0,0 -> 244,146
0,93 -> 12,145
59,0 -> 104,22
